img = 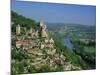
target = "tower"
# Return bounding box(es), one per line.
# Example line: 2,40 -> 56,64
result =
39,20 -> 44,27
38,21 -> 48,38
16,24 -> 21,35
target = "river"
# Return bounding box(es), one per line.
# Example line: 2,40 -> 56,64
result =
62,37 -> 74,52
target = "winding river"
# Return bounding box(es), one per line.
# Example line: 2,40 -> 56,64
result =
62,37 -> 74,52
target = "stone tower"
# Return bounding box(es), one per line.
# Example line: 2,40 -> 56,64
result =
16,24 -> 21,35
38,21 -> 48,38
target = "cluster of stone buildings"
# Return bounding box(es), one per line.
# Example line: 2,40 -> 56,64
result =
16,21 -> 48,38
12,20 -> 81,71
14,21 -> 54,50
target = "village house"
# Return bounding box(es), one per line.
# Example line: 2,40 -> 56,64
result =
16,40 -> 33,49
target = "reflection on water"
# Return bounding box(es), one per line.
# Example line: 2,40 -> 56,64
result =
62,38 -> 73,52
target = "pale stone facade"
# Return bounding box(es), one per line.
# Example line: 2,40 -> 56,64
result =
38,21 -> 49,38
16,24 -> 21,35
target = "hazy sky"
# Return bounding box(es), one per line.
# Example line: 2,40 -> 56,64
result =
11,0 -> 96,25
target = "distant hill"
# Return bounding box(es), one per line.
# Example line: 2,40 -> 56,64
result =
46,22 -> 96,38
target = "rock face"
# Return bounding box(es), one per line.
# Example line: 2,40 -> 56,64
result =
12,21 -> 81,74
